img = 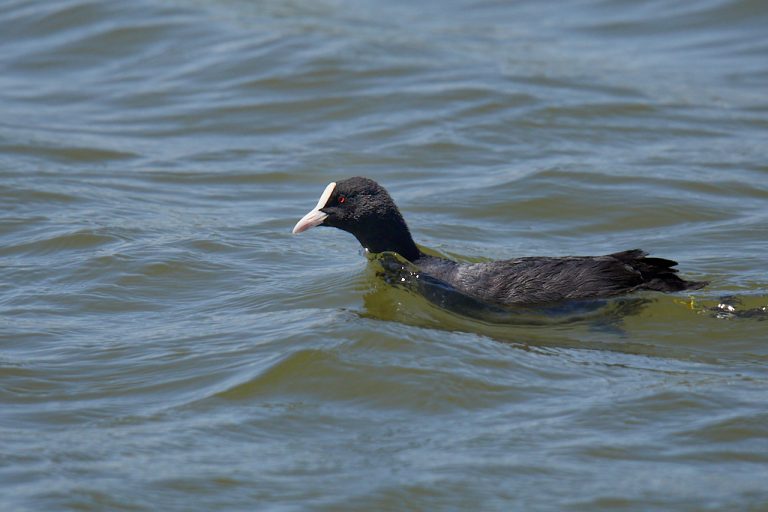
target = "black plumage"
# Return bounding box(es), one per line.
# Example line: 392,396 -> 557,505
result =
292,177 -> 707,306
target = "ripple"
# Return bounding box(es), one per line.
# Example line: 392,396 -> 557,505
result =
2,0 -> 767,510
212,344 -> 535,413
0,228 -> 119,256
0,143 -> 138,163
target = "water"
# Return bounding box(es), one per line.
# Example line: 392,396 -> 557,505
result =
1,0 -> 767,510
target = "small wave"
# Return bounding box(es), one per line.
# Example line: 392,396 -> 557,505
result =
209,345 -> 527,414
0,228 -> 119,256
1,143 -> 137,164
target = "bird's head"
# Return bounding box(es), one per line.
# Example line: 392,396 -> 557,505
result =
292,177 -> 420,261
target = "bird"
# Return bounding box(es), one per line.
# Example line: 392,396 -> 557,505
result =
292,177 -> 707,306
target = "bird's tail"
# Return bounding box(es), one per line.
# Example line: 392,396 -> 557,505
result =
610,249 -> 709,292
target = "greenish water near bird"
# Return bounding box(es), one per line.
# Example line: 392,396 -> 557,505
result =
1,0 -> 767,510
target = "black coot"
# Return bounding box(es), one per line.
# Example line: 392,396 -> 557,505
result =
293,177 -> 707,306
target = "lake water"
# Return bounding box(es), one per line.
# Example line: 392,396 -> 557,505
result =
2,0 -> 767,510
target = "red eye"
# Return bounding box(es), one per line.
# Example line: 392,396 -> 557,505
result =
338,196 -> 346,204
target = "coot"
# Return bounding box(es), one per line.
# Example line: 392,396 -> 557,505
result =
292,177 -> 707,305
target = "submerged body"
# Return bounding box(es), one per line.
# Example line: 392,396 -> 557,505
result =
293,177 -> 707,306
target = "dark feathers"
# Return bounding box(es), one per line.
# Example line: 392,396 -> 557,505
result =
293,177 -> 707,306
416,249 -> 706,305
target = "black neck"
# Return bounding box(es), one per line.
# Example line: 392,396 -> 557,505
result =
352,215 -> 421,262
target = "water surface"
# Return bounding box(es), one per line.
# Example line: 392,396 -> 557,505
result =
2,0 -> 767,510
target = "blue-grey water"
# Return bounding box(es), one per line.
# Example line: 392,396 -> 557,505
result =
2,0 -> 767,510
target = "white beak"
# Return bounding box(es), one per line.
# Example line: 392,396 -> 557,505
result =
292,182 -> 336,234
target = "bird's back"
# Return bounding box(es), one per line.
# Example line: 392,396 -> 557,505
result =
416,249 -> 706,306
